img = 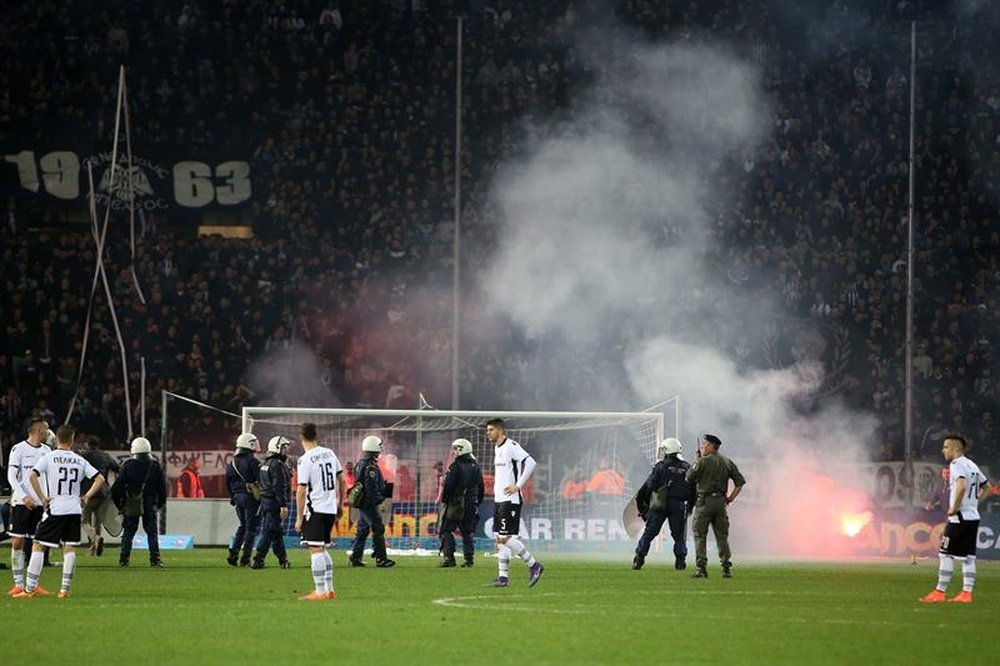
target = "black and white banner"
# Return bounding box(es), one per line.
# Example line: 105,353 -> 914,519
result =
2,147 -> 252,210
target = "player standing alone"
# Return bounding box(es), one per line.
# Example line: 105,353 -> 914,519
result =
15,425 -> 105,599
486,418 -> 544,588
919,433 -> 990,604
295,422 -> 345,601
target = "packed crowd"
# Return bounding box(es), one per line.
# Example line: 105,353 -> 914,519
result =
0,0 -> 997,473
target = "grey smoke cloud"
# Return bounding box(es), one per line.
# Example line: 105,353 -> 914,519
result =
479,29 -> 884,554
486,40 -> 770,346
245,339 -> 342,408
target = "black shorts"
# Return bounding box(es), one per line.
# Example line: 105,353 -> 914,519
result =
9,505 -> 45,539
34,514 -> 83,548
940,519 -> 979,557
300,512 -> 336,547
493,502 -> 522,537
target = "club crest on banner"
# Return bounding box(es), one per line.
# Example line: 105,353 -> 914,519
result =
86,152 -> 170,211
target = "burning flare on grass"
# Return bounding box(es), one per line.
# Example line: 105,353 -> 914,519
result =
839,511 -> 874,538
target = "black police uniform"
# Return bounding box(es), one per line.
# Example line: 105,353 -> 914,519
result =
225,449 -> 261,566
252,451 -> 291,568
634,453 -> 694,569
439,453 -> 485,567
348,453 -> 394,567
111,454 -> 167,566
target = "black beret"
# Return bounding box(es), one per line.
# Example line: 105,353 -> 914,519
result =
702,433 -> 722,447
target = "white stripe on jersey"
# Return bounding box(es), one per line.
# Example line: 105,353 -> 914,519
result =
297,446 -> 343,515
7,441 -> 52,505
493,438 -> 531,504
32,450 -> 99,516
949,455 -> 988,522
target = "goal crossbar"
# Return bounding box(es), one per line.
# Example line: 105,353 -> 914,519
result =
243,407 -> 664,442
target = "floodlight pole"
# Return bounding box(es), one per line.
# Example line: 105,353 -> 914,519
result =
903,21 -> 917,506
140,355 -> 146,435
160,390 -> 169,532
451,15 -> 463,411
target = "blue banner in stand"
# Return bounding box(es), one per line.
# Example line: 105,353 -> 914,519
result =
132,534 -> 195,550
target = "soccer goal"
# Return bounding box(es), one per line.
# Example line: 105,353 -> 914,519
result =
243,400 -> 677,552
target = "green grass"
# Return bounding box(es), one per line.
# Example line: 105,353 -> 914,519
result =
5,549 -> 997,665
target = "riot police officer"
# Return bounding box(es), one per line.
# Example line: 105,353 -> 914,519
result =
111,437 -> 167,568
226,433 -> 261,566
685,433 -> 746,578
347,435 -> 395,568
251,436 -> 292,569
439,438 -> 485,568
633,437 -> 694,570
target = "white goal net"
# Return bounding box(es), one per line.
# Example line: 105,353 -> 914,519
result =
242,402 -> 675,552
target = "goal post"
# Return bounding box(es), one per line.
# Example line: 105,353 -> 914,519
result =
242,400 -> 677,553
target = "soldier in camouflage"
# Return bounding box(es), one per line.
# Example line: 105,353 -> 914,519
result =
685,434 -> 746,579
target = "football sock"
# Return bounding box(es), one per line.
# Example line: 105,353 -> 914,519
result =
498,545 -> 511,579
961,556 -> 976,593
322,550 -> 333,593
311,553 -> 325,593
25,550 -> 44,593
61,552 -> 76,594
505,537 -> 536,567
935,554 -> 953,592
12,549 -> 25,588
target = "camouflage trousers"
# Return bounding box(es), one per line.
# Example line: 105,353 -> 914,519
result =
691,496 -> 731,569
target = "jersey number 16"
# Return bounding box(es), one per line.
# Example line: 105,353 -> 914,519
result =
320,462 -> 336,492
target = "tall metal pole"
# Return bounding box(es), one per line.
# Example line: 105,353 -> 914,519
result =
904,21 -> 917,504
140,355 -> 146,435
160,390 -> 169,532
451,16 -> 463,410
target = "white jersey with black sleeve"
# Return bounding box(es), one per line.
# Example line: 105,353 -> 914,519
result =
32,449 -> 99,516
493,438 -> 536,505
7,440 -> 52,506
949,455 -> 988,523
297,446 -> 343,515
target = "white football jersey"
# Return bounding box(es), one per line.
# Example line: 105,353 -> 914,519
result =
32,449 -> 99,516
297,446 -> 343,515
949,455 -> 988,522
493,438 -> 533,504
7,440 -> 52,505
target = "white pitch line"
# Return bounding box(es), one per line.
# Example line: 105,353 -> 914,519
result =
431,592 -> 949,628
433,593 -> 590,615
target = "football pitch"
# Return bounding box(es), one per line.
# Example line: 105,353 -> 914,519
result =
5,549 -> 997,665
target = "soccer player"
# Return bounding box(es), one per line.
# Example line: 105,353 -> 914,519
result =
15,425 -> 105,599
919,433 -> 990,604
295,422 -> 345,600
7,419 -> 52,596
485,418 -> 544,587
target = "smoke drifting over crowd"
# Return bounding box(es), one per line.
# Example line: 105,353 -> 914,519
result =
480,28 -> 883,556
246,340 -> 342,409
